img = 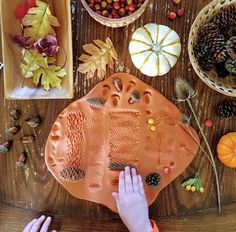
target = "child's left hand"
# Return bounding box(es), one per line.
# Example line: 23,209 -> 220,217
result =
23,215 -> 56,232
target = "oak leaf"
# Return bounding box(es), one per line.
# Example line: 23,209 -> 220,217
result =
33,65 -> 66,91
20,49 -> 47,78
22,0 -> 60,41
78,38 -> 118,80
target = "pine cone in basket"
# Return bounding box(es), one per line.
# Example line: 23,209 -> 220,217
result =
197,23 -> 220,42
194,42 -> 215,71
226,36 -> 236,59
224,26 -> 236,40
215,62 -> 229,78
145,172 -> 161,188
225,58 -> 236,75
218,101 -> 236,118
212,6 -> 236,31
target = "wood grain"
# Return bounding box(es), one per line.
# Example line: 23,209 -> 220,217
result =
0,0 -> 236,230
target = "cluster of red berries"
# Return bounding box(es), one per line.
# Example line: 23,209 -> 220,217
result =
86,0 -> 145,18
167,0 -> 184,20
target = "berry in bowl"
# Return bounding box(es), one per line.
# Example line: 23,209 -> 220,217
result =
81,0 -> 149,28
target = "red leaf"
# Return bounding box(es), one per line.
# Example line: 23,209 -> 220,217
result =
27,0 -> 37,8
15,0 -> 37,20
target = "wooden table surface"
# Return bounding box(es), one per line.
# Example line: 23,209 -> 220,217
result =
0,0 -> 236,231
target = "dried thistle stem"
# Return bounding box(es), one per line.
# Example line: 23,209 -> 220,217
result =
186,99 -> 221,213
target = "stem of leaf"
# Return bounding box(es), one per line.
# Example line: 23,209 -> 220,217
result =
186,99 -> 221,214
56,45 -> 67,72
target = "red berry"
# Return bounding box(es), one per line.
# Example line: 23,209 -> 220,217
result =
177,8 -> 184,17
128,3 -> 136,11
167,11 -> 176,20
204,119 -> 213,127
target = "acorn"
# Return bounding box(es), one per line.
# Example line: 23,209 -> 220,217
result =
16,152 -> 27,167
5,125 -> 21,135
0,141 -> 12,154
113,78 -> 123,92
25,116 -> 42,128
10,109 -> 20,121
128,90 -> 140,104
20,135 -> 35,144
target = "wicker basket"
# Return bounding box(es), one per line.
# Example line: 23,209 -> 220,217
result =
188,0 -> 236,97
81,0 -> 149,28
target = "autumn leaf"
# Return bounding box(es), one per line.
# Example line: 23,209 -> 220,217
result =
78,38 -> 118,80
22,0 -> 60,41
15,0 -> 37,20
33,65 -> 66,91
20,49 -> 47,78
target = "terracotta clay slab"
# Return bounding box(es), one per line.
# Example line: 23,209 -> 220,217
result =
0,0 -> 73,99
45,73 -> 199,212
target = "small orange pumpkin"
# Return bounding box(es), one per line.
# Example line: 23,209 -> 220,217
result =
217,132 -> 236,168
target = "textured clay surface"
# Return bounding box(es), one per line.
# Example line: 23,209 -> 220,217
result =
45,73 -> 199,212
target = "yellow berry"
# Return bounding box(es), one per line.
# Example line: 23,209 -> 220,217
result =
185,185 -> 191,191
150,125 -> 156,131
191,186 -> 196,192
148,118 -> 155,125
200,187 -> 205,193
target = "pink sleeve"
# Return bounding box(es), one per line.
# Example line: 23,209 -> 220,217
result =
150,220 -> 159,232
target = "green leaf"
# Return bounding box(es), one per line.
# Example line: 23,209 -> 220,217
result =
22,0 -> 60,41
194,179 -> 202,191
33,65 -> 66,91
20,49 -> 47,78
181,178 -> 197,187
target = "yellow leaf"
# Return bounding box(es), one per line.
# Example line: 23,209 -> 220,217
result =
22,0 -> 60,41
78,37 -> 118,80
33,65 -> 66,91
20,49 -> 47,78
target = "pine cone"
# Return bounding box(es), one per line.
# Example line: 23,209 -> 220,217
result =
225,58 -> 236,74
215,62 -> 229,78
226,36 -> 236,59
59,167 -> 85,183
224,26 -> 236,40
218,101 -> 236,118
145,172 -> 161,188
212,6 -> 236,31
194,43 -> 215,70
108,162 -> 136,170
197,23 -> 220,42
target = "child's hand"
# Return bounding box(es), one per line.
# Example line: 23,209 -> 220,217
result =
23,215 -> 56,232
112,166 -> 152,232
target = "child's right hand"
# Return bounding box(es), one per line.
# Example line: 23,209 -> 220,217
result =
112,166 -> 153,232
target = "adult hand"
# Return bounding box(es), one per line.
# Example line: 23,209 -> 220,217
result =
23,215 -> 56,232
112,166 -> 152,232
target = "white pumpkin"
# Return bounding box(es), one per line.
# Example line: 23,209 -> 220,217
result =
129,23 -> 181,76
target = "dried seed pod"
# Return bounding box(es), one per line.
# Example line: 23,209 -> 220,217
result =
86,97 -> 105,108
16,152 -> 27,167
108,162 -> 136,170
25,116 -> 42,128
10,109 -> 20,121
145,172 -> 161,188
113,78 -> 123,92
0,141 -> 12,154
5,125 -> 21,135
128,90 -> 140,104
20,135 -> 35,144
